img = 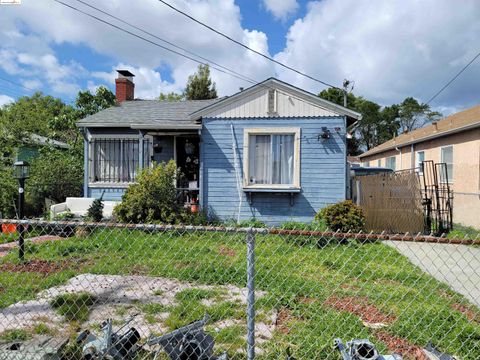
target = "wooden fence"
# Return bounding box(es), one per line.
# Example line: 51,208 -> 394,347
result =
353,170 -> 425,233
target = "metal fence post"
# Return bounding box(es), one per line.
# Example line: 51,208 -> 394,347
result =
246,230 -> 255,360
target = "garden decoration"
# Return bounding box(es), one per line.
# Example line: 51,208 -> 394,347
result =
334,338 -> 403,360
147,314 -> 227,360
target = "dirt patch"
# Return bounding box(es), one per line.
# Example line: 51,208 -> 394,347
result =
375,331 -> 429,360
275,307 -> 293,334
324,296 -> 396,324
298,296 -> 316,304
0,259 -> 81,275
451,303 -> 480,323
218,246 -> 236,257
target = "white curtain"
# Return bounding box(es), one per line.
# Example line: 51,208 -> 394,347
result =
249,135 -> 271,184
272,135 -> 294,184
249,134 -> 294,185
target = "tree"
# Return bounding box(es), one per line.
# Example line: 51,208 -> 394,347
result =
184,64 -> 217,100
397,97 -> 441,133
318,88 -> 357,109
159,92 -> 185,101
74,86 -> 116,118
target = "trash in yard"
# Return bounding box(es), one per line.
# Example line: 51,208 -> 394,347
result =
334,338 -> 403,360
423,342 -> 457,360
0,336 -> 67,360
76,314 -> 141,359
147,314 -> 227,360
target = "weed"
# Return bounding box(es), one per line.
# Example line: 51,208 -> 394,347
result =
0,329 -> 30,341
50,293 -> 96,322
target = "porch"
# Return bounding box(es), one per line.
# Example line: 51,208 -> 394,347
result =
85,130 -> 200,207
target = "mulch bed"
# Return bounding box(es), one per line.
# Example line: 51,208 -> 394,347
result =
375,331 -> 429,360
324,295 -> 396,324
451,303 -> 480,323
0,259 -> 81,275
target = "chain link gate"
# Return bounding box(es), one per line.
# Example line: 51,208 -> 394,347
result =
0,220 -> 479,359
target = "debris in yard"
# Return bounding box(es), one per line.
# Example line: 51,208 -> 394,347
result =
334,338 -> 403,360
324,296 -> 396,325
147,314 -> 227,360
0,336 -> 67,360
423,342 -> 457,360
77,314 -> 141,359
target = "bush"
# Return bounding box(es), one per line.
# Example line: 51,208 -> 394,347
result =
114,161 -> 181,224
86,194 -> 103,222
315,200 -> 365,233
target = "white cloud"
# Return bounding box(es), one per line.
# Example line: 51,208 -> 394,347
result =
275,0 -> 480,110
0,0 -> 275,98
0,94 -> 14,107
263,0 -> 299,21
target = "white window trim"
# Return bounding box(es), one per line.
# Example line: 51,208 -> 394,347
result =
243,127 -> 301,190
440,145 -> 454,184
416,151 -> 425,174
386,156 -> 396,171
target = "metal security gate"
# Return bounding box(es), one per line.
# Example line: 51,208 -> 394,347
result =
421,160 -> 453,235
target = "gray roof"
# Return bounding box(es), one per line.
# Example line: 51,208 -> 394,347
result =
76,99 -> 221,129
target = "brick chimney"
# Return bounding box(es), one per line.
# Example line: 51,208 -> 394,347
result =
115,70 -> 135,102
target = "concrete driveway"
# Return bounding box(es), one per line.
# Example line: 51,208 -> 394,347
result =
386,241 -> 480,307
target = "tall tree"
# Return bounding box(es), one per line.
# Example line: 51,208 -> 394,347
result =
184,64 -> 218,100
397,97 -> 441,133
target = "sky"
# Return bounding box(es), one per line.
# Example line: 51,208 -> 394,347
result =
0,0 -> 479,116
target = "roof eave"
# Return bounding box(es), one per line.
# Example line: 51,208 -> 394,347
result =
359,121 -> 480,159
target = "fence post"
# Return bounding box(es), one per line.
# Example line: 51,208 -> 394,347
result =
246,230 -> 255,360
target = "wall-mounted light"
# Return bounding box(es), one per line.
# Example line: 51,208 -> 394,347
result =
319,127 -> 331,140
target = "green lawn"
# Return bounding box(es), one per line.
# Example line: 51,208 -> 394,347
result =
0,228 -> 479,359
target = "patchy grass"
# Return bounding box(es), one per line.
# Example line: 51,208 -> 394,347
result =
0,229 -> 478,359
50,293 -> 96,322
0,329 -> 30,341
449,223 -> 480,240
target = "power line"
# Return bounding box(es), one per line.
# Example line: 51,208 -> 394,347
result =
426,50 -> 480,104
53,0 -> 262,88
71,0 -> 261,86
157,0 -> 340,90
0,76 -> 36,93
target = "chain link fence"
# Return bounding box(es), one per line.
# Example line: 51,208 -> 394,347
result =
0,219 -> 479,359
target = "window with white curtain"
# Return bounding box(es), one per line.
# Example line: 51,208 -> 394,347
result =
441,146 -> 453,183
244,128 -> 300,188
92,138 -> 140,183
386,156 -> 396,171
416,151 -> 425,174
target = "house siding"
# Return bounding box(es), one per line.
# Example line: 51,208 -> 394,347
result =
360,128 -> 480,228
202,117 -> 346,225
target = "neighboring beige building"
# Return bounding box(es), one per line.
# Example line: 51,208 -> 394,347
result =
359,105 -> 480,229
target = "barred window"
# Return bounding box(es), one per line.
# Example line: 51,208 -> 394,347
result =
92,139 -> 140,183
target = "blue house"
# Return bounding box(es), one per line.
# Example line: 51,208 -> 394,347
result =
76,71 -> 361,225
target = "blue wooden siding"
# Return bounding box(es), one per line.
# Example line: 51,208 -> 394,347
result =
201,117 -> 346,225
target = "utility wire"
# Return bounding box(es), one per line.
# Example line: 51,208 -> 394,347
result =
71,0 -> 261,87
53,0 -> 263,87
426,50 -> 480,104
157,0 -> 341,90
0,76 -> 35,93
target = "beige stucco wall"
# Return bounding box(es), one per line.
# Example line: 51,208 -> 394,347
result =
360,129 -> 480,228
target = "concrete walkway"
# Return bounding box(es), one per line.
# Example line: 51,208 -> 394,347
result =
386,241 -> 480,307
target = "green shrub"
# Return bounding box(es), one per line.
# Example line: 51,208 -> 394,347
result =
280,220 -> 327,231
315,200 -> 365,232
114,161 -> 181,224
50,293 -> 96,322
87,194 -> 104,222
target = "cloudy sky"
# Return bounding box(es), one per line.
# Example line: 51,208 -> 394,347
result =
0,0 -> 479,115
